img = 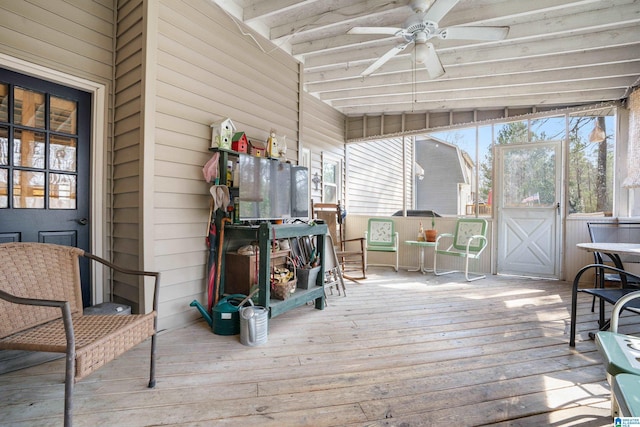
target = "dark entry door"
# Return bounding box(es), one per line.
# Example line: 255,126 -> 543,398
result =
0,68 -> 92,306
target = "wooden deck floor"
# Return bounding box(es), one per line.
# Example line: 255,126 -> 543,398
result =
2,269 -> 639,426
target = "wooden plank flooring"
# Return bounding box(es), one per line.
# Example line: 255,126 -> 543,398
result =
2,270 -> 640,426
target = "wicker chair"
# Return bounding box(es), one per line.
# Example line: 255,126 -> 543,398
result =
0,242 -> 160,427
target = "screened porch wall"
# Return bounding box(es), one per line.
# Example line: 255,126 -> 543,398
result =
345,215 -> 493,275
347,215 -> 633,282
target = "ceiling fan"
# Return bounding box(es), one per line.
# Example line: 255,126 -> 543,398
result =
348,0 -> 509,78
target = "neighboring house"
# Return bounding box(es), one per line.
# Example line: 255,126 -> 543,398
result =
415,137 -> 474,216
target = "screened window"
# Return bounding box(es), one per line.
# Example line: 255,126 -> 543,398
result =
567,110 -> 615,215
322,157 -> 340,204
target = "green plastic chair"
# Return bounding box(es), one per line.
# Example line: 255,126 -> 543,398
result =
433,218 -> 488,281
364,218 -> 399,272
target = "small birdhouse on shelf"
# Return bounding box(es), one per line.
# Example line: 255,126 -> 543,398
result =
232,132 -> 248,153
267,129 -> 278,158
249,140 -> 266,157
210,118 -> 236,150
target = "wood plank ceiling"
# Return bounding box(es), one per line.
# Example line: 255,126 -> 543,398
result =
212,0 -> 640,117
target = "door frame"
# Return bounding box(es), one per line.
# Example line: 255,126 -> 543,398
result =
494,140 -> 565,279
2,53 -> 108,305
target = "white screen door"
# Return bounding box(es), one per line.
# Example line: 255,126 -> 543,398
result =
496,141 -> 563,278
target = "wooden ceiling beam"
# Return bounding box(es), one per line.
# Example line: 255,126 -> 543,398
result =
339,89 -> 626,115
317,63 -> 640,101
293,0 -> 638,56
304,44 -> 640,88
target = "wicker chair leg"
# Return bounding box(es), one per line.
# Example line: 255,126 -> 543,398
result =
148,332 -> 157,388
64,351 -> 75,427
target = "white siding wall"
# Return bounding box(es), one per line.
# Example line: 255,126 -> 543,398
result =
346,138 -> 410,216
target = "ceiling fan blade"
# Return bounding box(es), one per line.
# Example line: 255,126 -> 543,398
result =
421,43 -> 445,79
423,0 -> 459,23
362,43 -> 409,77
441,26 -> 509,41
348,26 -> 403,36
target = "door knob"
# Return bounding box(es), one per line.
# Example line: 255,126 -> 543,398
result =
76,218 -> 88,225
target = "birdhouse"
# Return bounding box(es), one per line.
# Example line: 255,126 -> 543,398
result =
267,129 -> 278,158
232,132 -> 248,153
210,118 -> 236,150
249,140 -> 266,157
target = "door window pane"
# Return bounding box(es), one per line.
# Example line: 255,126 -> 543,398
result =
49,173 -> 76,209
50,96 -> 77,134
14,87 -> 45,128
0,126 -> 7,165
0,83 -> 7,122
50,135 -> 77,171
502,146 -> 556,208
13,170 -> 44,208
0,168 -> 7,208
13,129 -> 45,168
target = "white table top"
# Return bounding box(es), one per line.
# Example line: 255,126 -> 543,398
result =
576,242 -> 640,256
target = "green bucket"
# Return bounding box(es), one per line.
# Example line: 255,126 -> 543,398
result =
212,294 -> 246,335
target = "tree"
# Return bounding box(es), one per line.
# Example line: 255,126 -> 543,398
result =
479,121 -> 528,200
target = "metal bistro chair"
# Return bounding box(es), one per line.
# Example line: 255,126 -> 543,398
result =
570,264 -> 640,347
364,218 -> 399,272
587,222 -> 640,312
433,218 -> 488,282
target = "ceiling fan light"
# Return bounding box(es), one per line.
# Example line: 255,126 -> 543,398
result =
415,42 -> 429,64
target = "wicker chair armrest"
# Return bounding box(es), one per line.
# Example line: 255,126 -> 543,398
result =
0,288 -> 67,309
0,289 -> 76,350
83,252 -> 161,313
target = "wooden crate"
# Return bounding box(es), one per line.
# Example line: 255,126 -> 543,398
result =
224,249 -> 290,295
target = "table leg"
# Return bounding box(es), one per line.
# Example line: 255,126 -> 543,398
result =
408,247 -> 427,274
421,246 -> 434,273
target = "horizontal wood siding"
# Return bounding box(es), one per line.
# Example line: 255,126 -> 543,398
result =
301,92 -> 345,203
0,0 -> 114,82
153,0 -> 302,329
346,138 -> 408,216
0,0 -> 116,300
112,0 -> 143,312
